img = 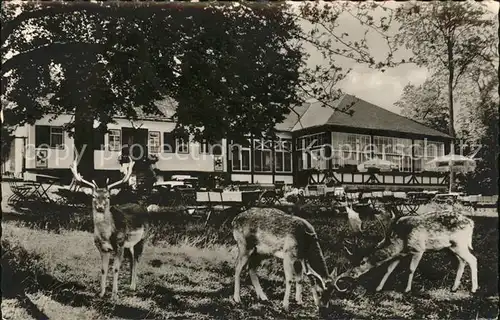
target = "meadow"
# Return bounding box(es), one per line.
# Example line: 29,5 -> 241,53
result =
1,195 -> 499,320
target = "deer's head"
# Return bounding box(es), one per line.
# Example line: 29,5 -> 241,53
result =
304,265 -> 348,308
70,159 -> 135,212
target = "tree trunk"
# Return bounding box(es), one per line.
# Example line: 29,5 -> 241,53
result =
74,105 -> 95,182
447,40 -> 456,193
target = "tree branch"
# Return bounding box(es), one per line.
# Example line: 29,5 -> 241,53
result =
2,42 -> 103,77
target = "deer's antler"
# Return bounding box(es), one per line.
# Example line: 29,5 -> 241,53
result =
70,159 -> 98,189
107,160 -> 135,189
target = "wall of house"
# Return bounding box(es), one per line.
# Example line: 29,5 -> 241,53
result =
25,115 -> 76,170
295,129 -> 449,173
23,114 -> 228,173
100,118 -> 227,172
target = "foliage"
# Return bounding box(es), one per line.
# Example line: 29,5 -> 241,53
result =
1,123 -> 14,164
395,73 -> 449,132
394,1 -> 496,138
1,1 -> 305,174
459,71 -> 499,195
293,2 -> 399,111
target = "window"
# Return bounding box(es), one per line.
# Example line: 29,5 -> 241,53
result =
35,125 -> 65,149
200,139 -> 223,155
254,139 -> 272,172
200,140 -> 210,154
163,132 -> 175,153
148,131 -> 160,154
373,136 -> 412,171
212,139 -> 223,156
176,136 -> 189,154
49,127 -> 64,149
108,129 -> 121,151
231,141 -> 251,171
296,132 -> 328,150
413,139 -> 445,172
275,139 -> 292,172
331,132 -> 371,166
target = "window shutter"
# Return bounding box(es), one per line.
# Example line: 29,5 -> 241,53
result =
94,130 -> 105,150
163,132 -> 176,153
35,125 -> 50,147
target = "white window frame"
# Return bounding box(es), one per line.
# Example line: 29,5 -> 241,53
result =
296,132 -> 328,151
176,137 -> 189,154
199,140 -> 211,154
274,139 -> 293,173
254,138 -> 273,173
332,132 -> 371,166
231,141 -> 251,172
49,126 -> 64,149
413,139 -> 445,172
108,129 -> 121,151
148,131 -> 161,154
373,135 -> 413,171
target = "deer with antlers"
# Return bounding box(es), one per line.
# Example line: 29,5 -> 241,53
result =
70,158 -> 149,300
232,207 -> 345,311
336,209 -> 478,293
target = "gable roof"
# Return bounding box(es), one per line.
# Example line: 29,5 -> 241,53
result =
279,94 -> 451,139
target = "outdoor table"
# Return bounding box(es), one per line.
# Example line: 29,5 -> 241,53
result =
24,173 -> 60,203
196,190 -> 261,225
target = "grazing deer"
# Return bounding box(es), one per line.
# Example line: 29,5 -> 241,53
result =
70,160 -> 149,300
232,207 -> 345,311
335,210 -> 478,293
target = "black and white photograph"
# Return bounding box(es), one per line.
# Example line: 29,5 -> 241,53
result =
1,1 -> 498,319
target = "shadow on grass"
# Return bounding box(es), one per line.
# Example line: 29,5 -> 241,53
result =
2,239 -> 167,320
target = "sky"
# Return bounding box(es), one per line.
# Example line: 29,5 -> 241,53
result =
291,1 -> 499,114
4,0 -> 498,117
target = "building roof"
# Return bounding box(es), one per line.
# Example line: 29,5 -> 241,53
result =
291,100 -> 335,131
325,94 -> 451,138
117,94 -> 450,139
281,94 -> 451,139
119,97 -> 177,121
274,101 -> 310,131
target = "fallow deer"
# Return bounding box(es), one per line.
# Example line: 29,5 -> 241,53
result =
335,210 -> 478,293
70,159 -> 149,300
232,207 -> 345,311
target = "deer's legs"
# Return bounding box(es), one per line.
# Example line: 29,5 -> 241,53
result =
451,256 -> 466,292
282,255 -> 295,311
453,247 -> 478,293
295,274 -> 304,305
111,246 -> 125,300
130,240 -> 145,292
233,249 -> 250,303
376,259 -> 400,292
129,247 -> 137,291
248,255 -> 267,301
99,251 -> 111,298
311,285 -> 320,306
294,260 -> 304,305
405,252 -> 424,292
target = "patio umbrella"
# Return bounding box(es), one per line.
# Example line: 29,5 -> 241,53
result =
424,153 -> 477,173
425,153 -> 477,194
357,157 -> 399,172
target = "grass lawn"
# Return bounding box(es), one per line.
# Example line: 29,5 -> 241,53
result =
1,200 -> 498,319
